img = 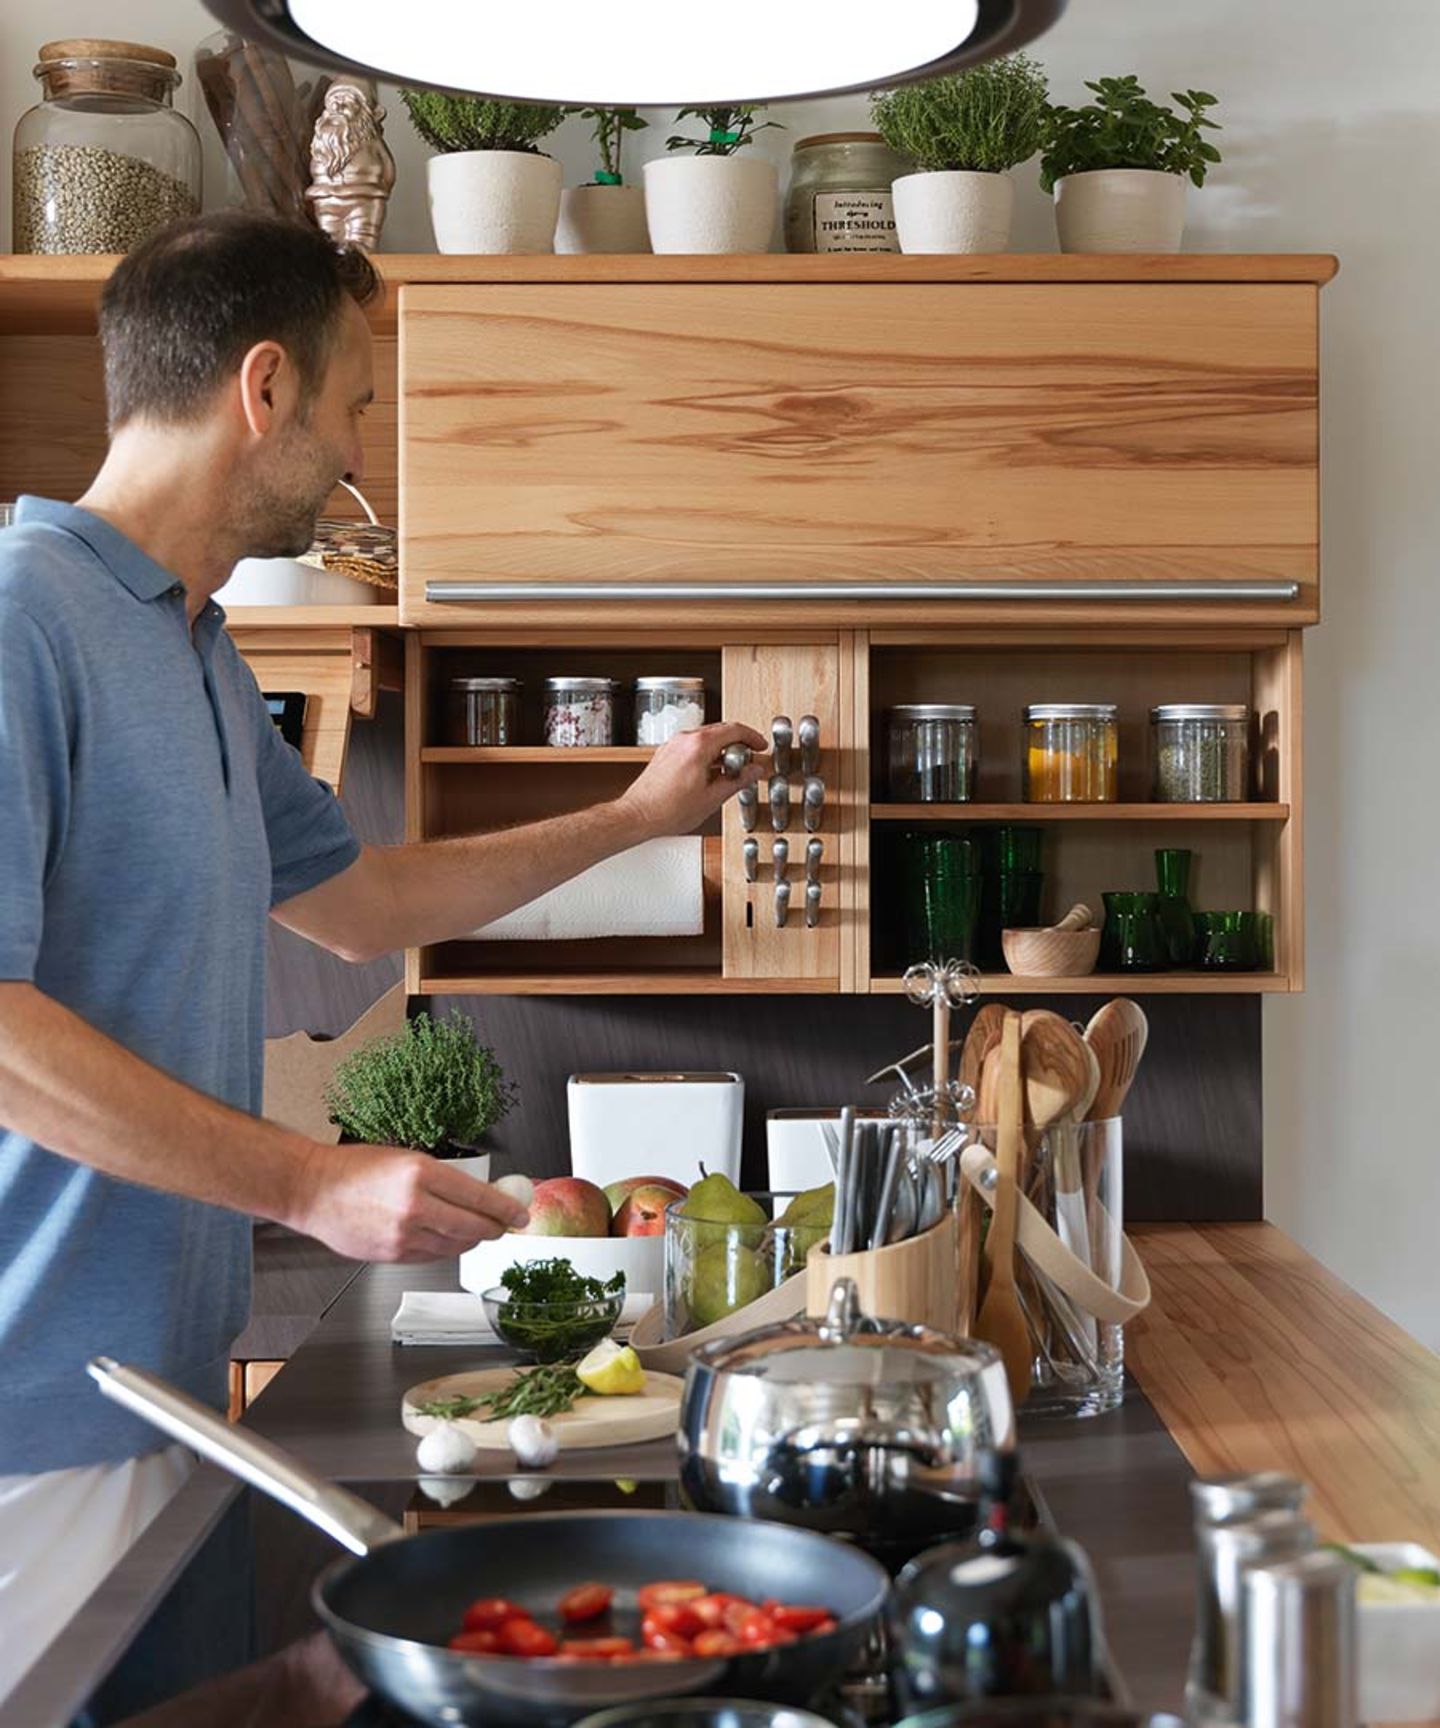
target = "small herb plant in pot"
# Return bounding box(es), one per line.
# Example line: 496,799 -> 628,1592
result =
644,104 -> 781,254
400,91 -> 567,254
557,107 -> 651,254
1039,76 -> 1221,254
871,53 -> 1049,254
325,1008 -> 517,1182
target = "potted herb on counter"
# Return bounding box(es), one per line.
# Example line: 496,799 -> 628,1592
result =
644,104 -> 782,254
871,54 -> 1049,253
557,107 -> 651,254
325,1008 -> 517,1180
400,91 -> 567,253
1040,76 -> 1222,253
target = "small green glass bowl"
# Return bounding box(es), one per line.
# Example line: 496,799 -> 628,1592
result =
481,1287 -> 624,1363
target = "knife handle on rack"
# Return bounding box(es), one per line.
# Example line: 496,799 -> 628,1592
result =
806,837 -> 823,883
805,879 -> 821,928
798,714 -> 820,778
738,784 -> 758,833
769,776 -> 790,832
802,777 -> 824,833
771,715 -> 793,778
772,837 -> 789,883
742,838 -> 759,883
774,878 -> 791,928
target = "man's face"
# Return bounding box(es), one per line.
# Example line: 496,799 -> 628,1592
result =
240,298 -> 374,559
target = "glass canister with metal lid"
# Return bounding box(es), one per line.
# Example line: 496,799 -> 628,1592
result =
1024,704 -> 1119,803
447,676 -> 521,747
1151,703 -> 1251,802
634,676 -> 706,745
544,676 -> 619,748
784,131 -> 910,253
888,703 -> 978,802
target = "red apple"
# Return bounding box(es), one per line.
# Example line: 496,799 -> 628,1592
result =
612,1183 -> 688,1238
517,1177 -> 611,1238
602,1175 -> 688,1217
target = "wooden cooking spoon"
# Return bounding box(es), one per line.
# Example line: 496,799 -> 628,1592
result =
1084,998 -> 1150,1122
1019,1010 -> 1095,1134
958,1001 -> 1007,1104
974,1010 -> 1032,1407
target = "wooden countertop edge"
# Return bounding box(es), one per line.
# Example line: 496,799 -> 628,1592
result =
1127,1222 -> 1440,1551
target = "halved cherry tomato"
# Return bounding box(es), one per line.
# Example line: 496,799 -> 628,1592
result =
691,1629 -> 743,1657
448,1628 -> 502,1654
558,1583 -> 614,1624
641,1625 -> 694,1655
811,1617 -> 838,1637
723,1598 -> 760,1635
557,1636 -> 635,1660
737,1609 -> 781,1647
461,1597 -> 528,1632
632,1647 -> 689,1663
769,1604 -> 834,1634
643,1601 -> 704,1639
637,1580 -> 707,1612
497,1618 -> 559,1658
692,1592 -> 746,1629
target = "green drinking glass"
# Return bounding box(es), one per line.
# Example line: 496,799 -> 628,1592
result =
1154,847 -> 1198,968
1194,910 -> 1260,971
900,832 -> 983,963
1101,891 -> 1168,972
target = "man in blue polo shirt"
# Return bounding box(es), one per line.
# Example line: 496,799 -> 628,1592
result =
0,212 -> 765,1700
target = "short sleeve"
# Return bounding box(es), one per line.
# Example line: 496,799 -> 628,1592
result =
248,679 -> 361,909
0,604 -> 72,980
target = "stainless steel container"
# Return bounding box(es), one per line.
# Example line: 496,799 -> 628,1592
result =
544,675 -> 619,747
1240,1550 -> 1357,1728
677,1278 -> 1015,1561
447,675 -> 521,746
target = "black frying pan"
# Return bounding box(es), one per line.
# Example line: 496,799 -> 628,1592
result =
89,1359 -> 890,1728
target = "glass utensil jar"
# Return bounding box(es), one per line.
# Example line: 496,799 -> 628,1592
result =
447,676 -> 520,747
1152,704 -> 1250,802
888,704 -> 978,802
783,131 -> 909,253
544,676 -> 618,747
13,39 -> 201,254
1024,705 -> 1118,803
634,676 -> 705,745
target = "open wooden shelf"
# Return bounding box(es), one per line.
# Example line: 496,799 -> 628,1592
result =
873,802 -> 1290,823
422,746 -> 656,764
222,605 -> 400,628
870,972 -> 1293,996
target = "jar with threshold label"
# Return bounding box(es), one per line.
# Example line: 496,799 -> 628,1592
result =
784,132 -> 910,253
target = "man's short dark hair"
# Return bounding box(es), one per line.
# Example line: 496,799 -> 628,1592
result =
98,212 -> 381,430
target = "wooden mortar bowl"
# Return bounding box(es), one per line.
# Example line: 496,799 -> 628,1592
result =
1001,926 -> 1102,978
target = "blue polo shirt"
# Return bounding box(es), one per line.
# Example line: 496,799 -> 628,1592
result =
0,497 -> 361,1472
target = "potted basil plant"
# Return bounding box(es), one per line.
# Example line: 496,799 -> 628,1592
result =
1040,76 -> 1222,253
644,105 -> 781,254
558,107 -> 651,254
324,1009 -> 517,1182
871,54 -> 1048,254
400,91 -> 567,253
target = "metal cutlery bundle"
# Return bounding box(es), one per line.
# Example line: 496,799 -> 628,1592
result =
826,1107 -> 950,1255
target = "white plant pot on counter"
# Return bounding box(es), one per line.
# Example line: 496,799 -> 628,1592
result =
1053,168 -> 1187,253
557,183 -> 651,254
446,1153 -> 493,1184
643,154 -> 777,254
214,556 -> 381,607
893,169 -> 1014,253
427,150 -> 562,254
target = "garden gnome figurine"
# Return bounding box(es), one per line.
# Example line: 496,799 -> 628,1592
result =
306,80 -> 395,248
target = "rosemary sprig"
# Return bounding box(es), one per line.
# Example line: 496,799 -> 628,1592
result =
415,1364 -> 585,1425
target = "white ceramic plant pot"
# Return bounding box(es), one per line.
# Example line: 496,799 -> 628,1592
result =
426,150 -> 562,254
892,169 -> 1014,254
556,183 -> 651,255
643,155 -> 777,254
447,1153 -> 493,1183
1053,169 -> 1187,254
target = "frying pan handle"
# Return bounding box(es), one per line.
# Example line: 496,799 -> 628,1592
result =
88,1358 -> 405,1557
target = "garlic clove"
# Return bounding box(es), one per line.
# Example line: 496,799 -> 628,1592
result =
508,1477 -> 553,1502
494,1173 -> 535,1210
418,1475 -> 474,1509
416,1420 -> 477,1475
507,1413 -> 559,1468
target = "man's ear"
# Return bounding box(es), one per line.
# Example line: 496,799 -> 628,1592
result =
237,340 -> 289,437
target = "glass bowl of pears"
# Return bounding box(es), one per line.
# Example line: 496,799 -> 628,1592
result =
662,1171 -> 835,1339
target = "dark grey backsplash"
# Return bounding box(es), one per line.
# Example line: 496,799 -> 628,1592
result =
266,693 -> 1261,1222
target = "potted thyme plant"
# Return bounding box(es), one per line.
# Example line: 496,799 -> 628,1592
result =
558,107 -> 651,254
1039,76 -> 1222,253
644,104 -> 782,254
399,91 -> 567,253
871,54 -> 1048,253
325,1009 -> 517,1181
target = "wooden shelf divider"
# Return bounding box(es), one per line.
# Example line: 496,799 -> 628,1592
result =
422,745 -> 657,764
872,802 -> 1290,823
870,971 -> 1293,996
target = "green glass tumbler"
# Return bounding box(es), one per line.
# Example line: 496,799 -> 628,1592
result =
1154,847 -> 1198,968
900,832 -> 983,963
1194,910 -> 1260,971
1101,891 -> 1168,972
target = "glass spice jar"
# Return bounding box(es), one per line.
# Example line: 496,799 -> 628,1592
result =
1151,704 -> 1251,802
544,676 -> 618,748
13,39 -> 201,254
783,131 -> 911,253
887,704 -> 978,802
1024,704 -> 1118,803
447,676 -> 521,747
634,677 -> 706,745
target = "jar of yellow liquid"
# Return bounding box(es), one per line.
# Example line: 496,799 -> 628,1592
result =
1024,703 -> 1118,802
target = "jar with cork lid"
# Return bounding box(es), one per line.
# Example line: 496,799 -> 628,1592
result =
12,39 -> 201,254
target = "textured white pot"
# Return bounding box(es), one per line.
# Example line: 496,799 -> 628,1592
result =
556,183 -> 651,255
215,557 -> 380,607
447,1153 -> 493,1183
427,150 -> 562,254
1053,169 -> 1187,253
643,155 -> 777,254
892,169 -> 1014,254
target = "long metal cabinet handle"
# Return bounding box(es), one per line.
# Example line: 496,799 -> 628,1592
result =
426,579 -> 1300,604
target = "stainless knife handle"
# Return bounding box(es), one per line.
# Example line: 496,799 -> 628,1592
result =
742,837 -> 759,883
806,837 -> 823,883
798,714 -> 821,778
774,879 -> 791,928
720,742 -> 753,779
772,837 -> 789,883
738,784 -> 758,833
805,879 -> 822,928
802,776 -> 825,834
771,715 -> 793,779
769,775 -> 790,832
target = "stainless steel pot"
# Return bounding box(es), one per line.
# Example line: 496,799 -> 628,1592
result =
678,1278 -> 1015,1561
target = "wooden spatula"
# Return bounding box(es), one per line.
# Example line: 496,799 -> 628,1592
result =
958,1001 -> 1007,1104
1084,998 -> 1150,1122
973,1010 -> 1032,1408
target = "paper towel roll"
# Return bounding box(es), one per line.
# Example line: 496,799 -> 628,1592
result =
471,836 -> 704,940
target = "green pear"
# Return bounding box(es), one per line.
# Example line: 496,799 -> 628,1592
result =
682,1171 -> 766,1227
777,1183 -> 835,1230
688,1239 -> 770,1328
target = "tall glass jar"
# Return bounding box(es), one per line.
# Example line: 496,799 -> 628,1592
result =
447,677 -> 521,747
887,704 -> 978,802
1023,704 -> 1118,803
13,39 -> 202,254
634,677 -> 706,745
783,132 -> 911,253
544,676 -> 618,748
1151,704 -> 1250,802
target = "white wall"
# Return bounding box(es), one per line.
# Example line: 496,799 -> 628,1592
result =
4,2 -> 1438,1345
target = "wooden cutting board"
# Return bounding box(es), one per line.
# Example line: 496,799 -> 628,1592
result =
401,1367 -> 685,1452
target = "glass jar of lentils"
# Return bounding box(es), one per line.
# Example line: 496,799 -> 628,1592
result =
447,676 -> 521,747
634,677 -> 706,745
1151,704 -> 1251,801
887,704 -> 978,802
13,39 -> 201,254
544,677 -> 619,748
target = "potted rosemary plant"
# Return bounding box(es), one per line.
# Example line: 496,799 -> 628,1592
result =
1039,76 -> 1222,253
644,105 -> 781,254
325,1009 -> 517,1181
871,54 -> 1048,253
400,91 -> 567,253
558,107 -> 651,254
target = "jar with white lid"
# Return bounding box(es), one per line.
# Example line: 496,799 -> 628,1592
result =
1024,704 -> 1118,803
1151,704 -> 1250,802
544,676 -> 619,748
634,677 -> 706,745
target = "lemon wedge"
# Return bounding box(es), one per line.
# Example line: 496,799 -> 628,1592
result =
575,1340 -> 646,1396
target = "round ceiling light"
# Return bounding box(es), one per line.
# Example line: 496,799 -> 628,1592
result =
202,0 -> 1066,106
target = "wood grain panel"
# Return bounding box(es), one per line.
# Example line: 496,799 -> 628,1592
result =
1129,1224 -> 1440,1549
227,626 -> 356,792
399,282 -> 1319,621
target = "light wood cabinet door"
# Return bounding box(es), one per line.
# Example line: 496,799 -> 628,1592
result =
399,282 -> 1319,627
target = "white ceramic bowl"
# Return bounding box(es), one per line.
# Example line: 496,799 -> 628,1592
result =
1352,1541 -> 1440,1723
459,1231 -> 663,1310
215,556 -> 381,608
